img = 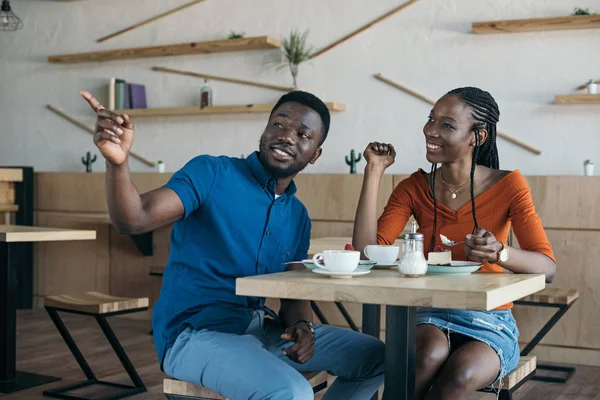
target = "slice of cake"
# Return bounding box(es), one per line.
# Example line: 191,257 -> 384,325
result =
428,247 -> 452,266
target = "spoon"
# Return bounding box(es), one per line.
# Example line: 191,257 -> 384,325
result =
440,234 -> 463,247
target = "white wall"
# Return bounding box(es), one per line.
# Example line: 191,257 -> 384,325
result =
1,0 -> 598,175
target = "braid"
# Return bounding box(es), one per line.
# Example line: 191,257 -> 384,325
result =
470,133 -> 480,231
447,87 -> 501,231
429,163 -> 438,252
448,87 -> 500,170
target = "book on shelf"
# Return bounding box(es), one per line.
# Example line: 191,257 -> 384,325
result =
107,78 -> 147,110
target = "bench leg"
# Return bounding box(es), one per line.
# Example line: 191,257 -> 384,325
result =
498,390 -> 513,400
516,301 -> 577,384
311,301 -> 329,324
520,303 -> 574,357
43,308 -> 146,400
334,302 -> 359,332
533,364 -> 576,383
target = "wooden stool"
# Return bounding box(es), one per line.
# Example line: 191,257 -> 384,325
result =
477,356 -> 536,400
164,371 -> 328,399
514,288 -> 580,383
43,292 -> 149,400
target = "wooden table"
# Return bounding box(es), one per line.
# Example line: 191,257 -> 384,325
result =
0,225 -> 96,394
236,269 -> 545,400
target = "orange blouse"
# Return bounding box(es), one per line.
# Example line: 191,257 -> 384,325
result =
377,169 -> 556,310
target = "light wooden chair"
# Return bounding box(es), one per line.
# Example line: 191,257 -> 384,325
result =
43,292 -> 149,400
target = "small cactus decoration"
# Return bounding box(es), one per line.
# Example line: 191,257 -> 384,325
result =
345,149 -> 362,174
82,151 -> 97,173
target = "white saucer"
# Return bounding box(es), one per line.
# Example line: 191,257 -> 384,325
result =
302,260 -> 376,271
312,268 -> 371,279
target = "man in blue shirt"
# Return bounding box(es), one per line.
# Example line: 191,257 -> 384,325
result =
81,90 -> 384,399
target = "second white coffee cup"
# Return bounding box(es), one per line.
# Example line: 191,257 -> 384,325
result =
312,250 -> 360,273
364,245 -> 400,265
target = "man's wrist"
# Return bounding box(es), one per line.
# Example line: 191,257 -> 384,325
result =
293,320 -> 315,337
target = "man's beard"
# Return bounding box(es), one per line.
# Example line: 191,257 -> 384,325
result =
258,137 -> 311,180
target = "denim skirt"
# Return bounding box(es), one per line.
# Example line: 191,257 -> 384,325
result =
416,307 -> 520,386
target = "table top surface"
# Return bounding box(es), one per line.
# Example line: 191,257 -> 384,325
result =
0,225 -> 97,243
236,269 -> 546,311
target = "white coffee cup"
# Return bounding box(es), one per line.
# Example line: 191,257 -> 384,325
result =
364,245 -> 400,265
312,250 -> 360,273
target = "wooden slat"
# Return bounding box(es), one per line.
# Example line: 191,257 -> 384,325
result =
0,224 -> 96,243
0,168 -> 22,182
46,104 -> 157,167
311,0 -> 421,58
0,205 -> 18,212
374,74 -> 542,155
163,371 -> 327,398
489,356 -> 536,389
97,0 -> 206,43
554,94 -> 600,104
48,36 -> 281,64
472,15 -> 600,34
44,291 -> 149,314
236,270 -> 546,311
114,102 -> 346,117
151,66 -> 294,92
518,288 -> 580,305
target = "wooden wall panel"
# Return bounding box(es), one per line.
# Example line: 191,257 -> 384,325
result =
524,176 -> 600,230
35,172 -> 172,212
34,211 -> 110,297
513,229 -> 600,349
295,174 -> 394,221
109,226 -> 152,299
0,182 -> 15,204
110,224 -> 173,302
311,221 -> 355,238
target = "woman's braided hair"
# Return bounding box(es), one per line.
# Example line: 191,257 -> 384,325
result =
428,87 -> 501,252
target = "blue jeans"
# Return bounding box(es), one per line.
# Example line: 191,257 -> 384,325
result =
416,308 -> 521,385
163,310 -> 385,400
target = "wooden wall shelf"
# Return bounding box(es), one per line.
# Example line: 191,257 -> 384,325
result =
115,103 -> 347,117
472,15 -> 600,34
554,94 -> 600,104
48,36 -> 281,64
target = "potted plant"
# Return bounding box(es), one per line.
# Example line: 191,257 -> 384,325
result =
584,159 -> 595,176
228,31 -> 245,39
586,79 -> 598,94
272,29 -> 313,89
571,7 -> 595,15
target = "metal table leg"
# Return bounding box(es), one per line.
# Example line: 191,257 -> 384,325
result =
0,242 -> 61,393
383,305 -> 416,400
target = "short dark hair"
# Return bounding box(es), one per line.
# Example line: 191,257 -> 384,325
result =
270,91 -> 331,144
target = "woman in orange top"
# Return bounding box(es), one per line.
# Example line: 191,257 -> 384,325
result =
353,87 -> 556,400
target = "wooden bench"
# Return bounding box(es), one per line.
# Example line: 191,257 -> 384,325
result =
477,356 -> 536,400
43,292 -> 149,400
514,288 -> 580,383
164,371 -> 328,399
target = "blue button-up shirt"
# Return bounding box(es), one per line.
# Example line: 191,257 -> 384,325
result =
152,152 -> 311,368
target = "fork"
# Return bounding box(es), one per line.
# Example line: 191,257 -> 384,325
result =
440,234 -> 464,247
